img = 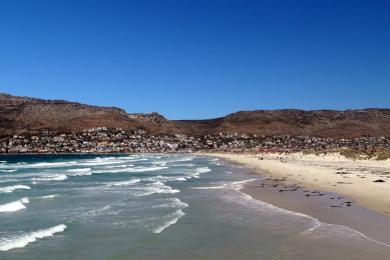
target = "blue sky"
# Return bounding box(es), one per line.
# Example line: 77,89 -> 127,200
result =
0,0 -> 389,119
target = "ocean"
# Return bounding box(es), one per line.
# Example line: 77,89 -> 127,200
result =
0,154 -> 389,259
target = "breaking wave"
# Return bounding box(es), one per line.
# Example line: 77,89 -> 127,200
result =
106,179 -> 141,187
0,224 -> 67,251
0,154 -> 218,251
127,166 -> 168,173
0,162 -> 77,170
185,167 -> 211,179
32,174 -> 68,182
147,175 -> 187,182
153,209 -> 186,233
77,157 -> 147,167
0,185 -> 31,193
0,197 -> 30,213
93,166 -> 167,174
133,181 -> 180,197
152,198 -> 189,209
155,157 -> 194,165
36,194 -> 58,199
66,168 -> 92,176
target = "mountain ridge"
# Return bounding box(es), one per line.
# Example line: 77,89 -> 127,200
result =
1,93 -> 390,138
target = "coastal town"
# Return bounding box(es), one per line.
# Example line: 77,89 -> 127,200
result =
1,127 -> 389,154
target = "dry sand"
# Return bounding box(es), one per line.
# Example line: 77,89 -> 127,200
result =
201,152 -> 390,215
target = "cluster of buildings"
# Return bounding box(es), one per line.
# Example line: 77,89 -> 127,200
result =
0,128 -> 202,154
1,127 -> 389,154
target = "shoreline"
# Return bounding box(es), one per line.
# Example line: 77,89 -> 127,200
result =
241,178 -> 390,245
2,152 -> 390,245
2,152 -> 390,253
200,152 -> 390,245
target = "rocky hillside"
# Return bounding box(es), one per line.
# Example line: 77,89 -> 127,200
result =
1,93 -> 390,138
0,93 -> 166,137
184,109 -> 390,137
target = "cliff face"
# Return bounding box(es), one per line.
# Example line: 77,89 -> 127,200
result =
1,93 -> 390,138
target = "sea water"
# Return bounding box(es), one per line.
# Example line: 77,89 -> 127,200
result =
0,154 -> 389,259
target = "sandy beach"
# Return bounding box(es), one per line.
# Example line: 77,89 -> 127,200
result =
199,152 -> 390,245
202,152 -> 390,215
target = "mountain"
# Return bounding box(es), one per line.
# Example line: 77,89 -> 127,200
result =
0,93 -> 165,136
1,93 -> 390,138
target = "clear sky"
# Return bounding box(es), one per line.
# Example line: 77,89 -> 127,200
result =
0,0 -> 389,119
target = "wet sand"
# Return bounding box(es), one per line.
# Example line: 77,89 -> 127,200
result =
243,178 -> 390,245
200,152 -> 390,246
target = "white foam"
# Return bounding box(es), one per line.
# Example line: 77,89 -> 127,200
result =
0,169 -> 17,172
71,172 -> 92,177
171,163 -> 196,167
103,165 -> 133,168
226,179 -> 311,220
219,178 -> 390,249
125,158 -> 148,162
147,175 -> 187,182
66,168 -> 92,176
157,157 -> 194,165
0,185 -> 31,193
0,162 -> 26,169
229,179 -> 258,189
152,161 -> 167,166
192,178 -> 257,190
92,167 -> 134,174
209,158 -> 222,166
106,179 -> 141,187
0,197 -> 30,212
192,185 -> 225,190
128,166 -> 168,173
67,168 -> 91,173
185,167 -> 211,179
78,157 -> 145,167
153,209 -> 185,234
32,174 -> 68,182
79,160 -> 127,167
133,181 -> 180,196
152,198 -> 189,209
0,224 -> 67,251
93,166 -> 167,174
93,157 -> 117,160
30,162 -> 77,168
0,161 -> 79,170
0,178 -> 19,184
36,194 -> 58,199
86,205 -> 113,218
176,157 -> 194,162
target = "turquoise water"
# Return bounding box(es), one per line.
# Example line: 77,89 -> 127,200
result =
0,154 -> 389,260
